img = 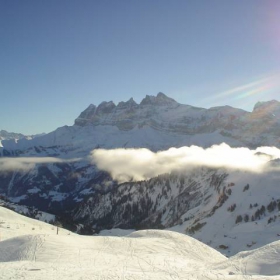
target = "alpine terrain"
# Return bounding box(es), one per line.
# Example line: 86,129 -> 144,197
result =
0,206 -> 279,279
0,93 -> 280,256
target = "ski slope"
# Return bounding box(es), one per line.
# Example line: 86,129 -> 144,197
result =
0,206 -> 279,280
0,206 -> 73,241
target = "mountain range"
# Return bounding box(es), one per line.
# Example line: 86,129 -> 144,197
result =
2,93 -> 280,155
0,93 -> 279,255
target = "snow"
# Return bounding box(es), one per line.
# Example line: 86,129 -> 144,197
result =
9,195 -> 27,203
214,240 -> 280,276
1,96 -> 280,158
27,187 -> 41,194
0,207 -> 72,241
0,123 -> 245,157
48,191 -> 69,202
168,169 -> 280,256
1,206 -> 280,279
98,228 -> 134,236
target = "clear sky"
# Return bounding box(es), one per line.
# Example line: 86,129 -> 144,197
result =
1,0 -> 280,135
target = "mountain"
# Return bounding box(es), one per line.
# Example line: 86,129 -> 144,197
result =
0,93 -> 279,255
0,130 -> 27,148
73,166 -> 280,255
0,129 -> 30,140
0,130 -> 45,150
1,93 -> 280,155
1,207 -> 279,279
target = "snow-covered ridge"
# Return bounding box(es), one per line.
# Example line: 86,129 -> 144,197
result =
0,207 -> 279,279
0,206 -> 72,241
74,92 -> 247,133
0,130 -> 26,141
72,166 -> 280,256
0,94 -> 279,263
1,94 -> 280,155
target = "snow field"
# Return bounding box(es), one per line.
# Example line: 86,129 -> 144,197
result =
1,207 -> 280,279
0,206 -> 72,241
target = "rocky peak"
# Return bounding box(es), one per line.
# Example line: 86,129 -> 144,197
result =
74,104 -> 97,126
82,104 -> 96,116
252,100 -> 280,118
155,92 -> 178,105
253,100 -> 280,111
0,130 -> 26,141
140,92 -> 178,106
140,95 -> 156,105
117,98 -> 138,109
96,101 -> 116,115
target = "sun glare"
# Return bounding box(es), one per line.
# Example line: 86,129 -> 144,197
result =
205,72 -> 280,110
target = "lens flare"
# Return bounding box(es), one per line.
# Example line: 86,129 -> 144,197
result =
205,72 -> 280,110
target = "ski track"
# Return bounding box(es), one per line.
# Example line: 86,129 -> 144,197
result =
0,207 -> 280,279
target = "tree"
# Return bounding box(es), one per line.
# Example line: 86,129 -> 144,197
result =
243,184 -> 250,192
235,215 -> 243,224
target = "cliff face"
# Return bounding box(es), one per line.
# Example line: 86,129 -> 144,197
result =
2,94 -> 280,155
74,92 -> 248,135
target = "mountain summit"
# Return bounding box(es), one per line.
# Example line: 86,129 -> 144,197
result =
2,94 -> 280,153
74,92 -> 248,134
75,92 -> 179,127
140,92 -> 178,106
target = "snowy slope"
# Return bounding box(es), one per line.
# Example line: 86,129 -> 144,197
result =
72,167 -> 280,256
214,240 -> 280,276
0,94 -> 279,210
0,93 -> 280,264
169,169 -> 280,256
0,208 -> 279,280
0,206 -> 73,241
0,198 -> 55,224
0,124 -> 245,157
1,94 -> 280,156
0,130 -> 26,142
0,130 -> 41,148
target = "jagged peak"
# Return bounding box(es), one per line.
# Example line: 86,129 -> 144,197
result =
84,104 -> 96,111
156,92 -> 169,99
97,100 -> 116,107
140,95 -> 155,105
117,97 -> 138,109
96,101 -> 116,114
253,100 -> 280,111
74,104 -> 97,126
208,105 -> 247,114
79,104 -> 97,116
140,92 -> 178,106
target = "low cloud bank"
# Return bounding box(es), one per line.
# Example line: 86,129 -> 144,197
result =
0,157 -> 79,172
2,144 -> 280,181
91,143 -> 280,182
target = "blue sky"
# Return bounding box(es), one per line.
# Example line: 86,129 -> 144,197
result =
1,0 -> 280,134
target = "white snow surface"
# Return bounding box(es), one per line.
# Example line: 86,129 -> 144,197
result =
0,206 -> 72,241
1,124 -> 244,157
1,206 -> 280,279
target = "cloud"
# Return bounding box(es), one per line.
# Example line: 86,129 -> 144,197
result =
2,144 -> 280,182
90,143 -> 280,182
0,157 -> 80,172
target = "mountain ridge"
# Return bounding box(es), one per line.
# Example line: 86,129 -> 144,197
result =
2,93 -> 280,154
0,93 -> 279,256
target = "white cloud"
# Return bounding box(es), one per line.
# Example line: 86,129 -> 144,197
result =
2,144 -> 280,182
90,143 -> 280,182
0,157 -> 79,172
